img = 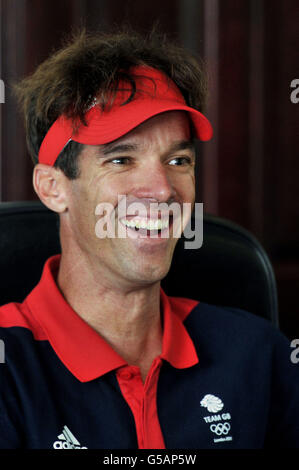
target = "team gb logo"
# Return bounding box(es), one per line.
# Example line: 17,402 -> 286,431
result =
200,394 -> 224,413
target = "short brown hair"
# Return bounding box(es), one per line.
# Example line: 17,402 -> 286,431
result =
14,26 -> 208,179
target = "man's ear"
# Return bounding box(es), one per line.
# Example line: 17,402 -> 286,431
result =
33,164 -> 68,213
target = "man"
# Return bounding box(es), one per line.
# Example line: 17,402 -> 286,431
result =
0,29 -> 298,449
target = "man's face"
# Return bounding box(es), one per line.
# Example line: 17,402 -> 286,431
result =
64,111 -> 195,288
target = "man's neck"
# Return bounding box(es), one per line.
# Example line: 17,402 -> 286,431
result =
57,253 -> 163,380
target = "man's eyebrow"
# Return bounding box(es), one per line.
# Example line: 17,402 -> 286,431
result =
101,143 -> 139,156
168,140 -> 195,153
100,139 -> 195,157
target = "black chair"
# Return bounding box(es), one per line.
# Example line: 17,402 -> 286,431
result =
0,201 -> 279,327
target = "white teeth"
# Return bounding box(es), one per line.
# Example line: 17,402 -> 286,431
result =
122,218 -> 169,231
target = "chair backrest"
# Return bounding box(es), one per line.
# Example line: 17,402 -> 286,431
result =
0,201 -> 279,326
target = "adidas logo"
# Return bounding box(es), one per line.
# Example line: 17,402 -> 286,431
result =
53,425 -> 88,449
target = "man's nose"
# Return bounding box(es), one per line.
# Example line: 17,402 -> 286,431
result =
132,161 -> 176,202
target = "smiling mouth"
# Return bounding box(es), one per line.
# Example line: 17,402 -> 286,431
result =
120,215 -> 173,237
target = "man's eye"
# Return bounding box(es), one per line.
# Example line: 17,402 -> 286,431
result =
108,157 -> 130,165
168,156 -> 193,166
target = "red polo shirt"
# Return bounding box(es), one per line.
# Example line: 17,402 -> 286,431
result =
2,255 -> 199,449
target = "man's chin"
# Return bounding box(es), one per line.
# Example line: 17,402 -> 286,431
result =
124,260 -> 172,286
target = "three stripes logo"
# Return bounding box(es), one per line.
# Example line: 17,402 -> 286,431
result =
53,425 -> 88,449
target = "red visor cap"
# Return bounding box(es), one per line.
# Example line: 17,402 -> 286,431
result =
38,66 -> 213,166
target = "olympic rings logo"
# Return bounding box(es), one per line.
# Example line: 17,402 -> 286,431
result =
210,422 -> 231,435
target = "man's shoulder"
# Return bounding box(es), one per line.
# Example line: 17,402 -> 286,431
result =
172,296 -> 290,352
170,295 -> 272,328
189,300 -> 273,328
0,300 -> 45,341
0,301 -> 28,325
